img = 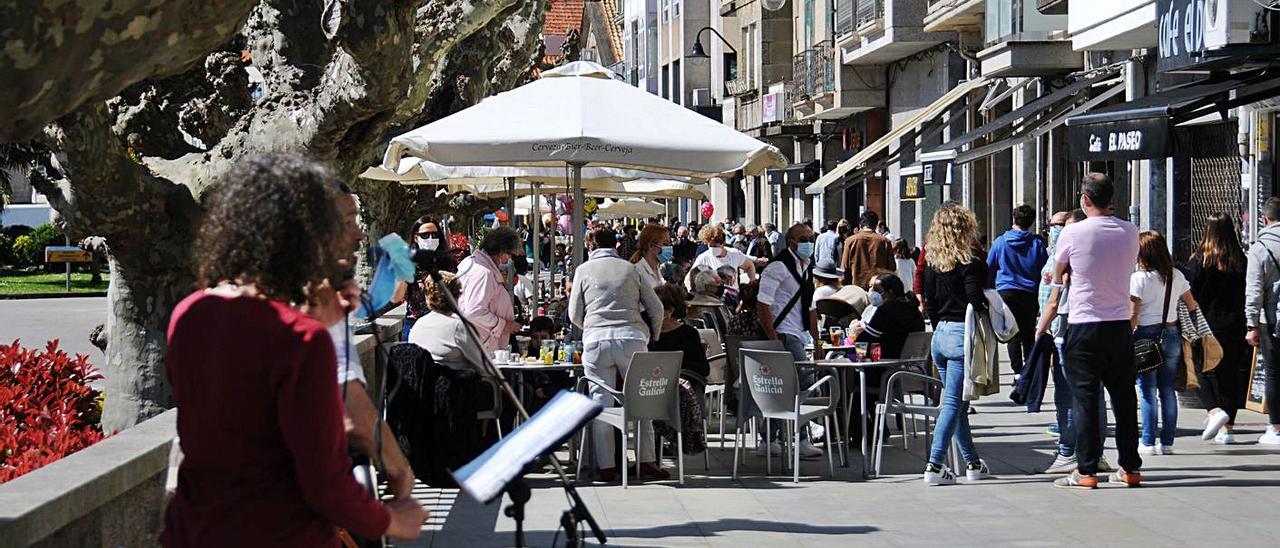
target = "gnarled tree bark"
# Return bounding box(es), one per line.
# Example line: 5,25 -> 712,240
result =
7,0 -> 550,431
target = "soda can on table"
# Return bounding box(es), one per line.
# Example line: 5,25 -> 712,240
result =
869,343 -> 882,361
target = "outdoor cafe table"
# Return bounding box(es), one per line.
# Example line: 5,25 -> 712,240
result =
795,357 -> 927,479
496,361 -> 585,416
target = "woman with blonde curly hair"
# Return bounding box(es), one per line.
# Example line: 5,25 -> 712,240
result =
408,271 -> 486,373
689,224 -> 757,293
920,203 -> 992,485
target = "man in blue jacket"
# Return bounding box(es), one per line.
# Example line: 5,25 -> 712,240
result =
988,204 -> 1048,377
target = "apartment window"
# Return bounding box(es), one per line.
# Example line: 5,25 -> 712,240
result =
662,0 -> 670,21
673,0 -> 681,17
723,52 -> 738,83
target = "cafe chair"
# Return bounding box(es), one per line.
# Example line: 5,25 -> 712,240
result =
889,331 -> 934,446
727,338 -> 784,478
477,376 -> 504,440
739,349 -> 838,483
697,328 -> 728,461
576,351 -> 685,488
871,370 -> 959,477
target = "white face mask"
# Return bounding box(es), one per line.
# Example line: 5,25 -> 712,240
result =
417,237 -> 440,251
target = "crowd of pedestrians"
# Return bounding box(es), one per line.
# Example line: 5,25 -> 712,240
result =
161,154 -> 1280,544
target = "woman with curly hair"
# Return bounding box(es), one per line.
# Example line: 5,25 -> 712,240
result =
920,203 -> 991,485
163,154 -> 425,546
408,271 -> 485,373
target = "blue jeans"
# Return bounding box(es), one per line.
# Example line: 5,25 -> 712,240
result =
1134,325 -> 1180,447
1053,344 -> 1107,457
928,321 -> 979,465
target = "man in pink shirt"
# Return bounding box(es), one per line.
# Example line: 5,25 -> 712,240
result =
456,227 -> 522,352
1048,173 -> 1143,490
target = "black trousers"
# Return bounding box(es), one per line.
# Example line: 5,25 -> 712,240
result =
1195,325 -> 1247,424
999,289 -> 1039,375
1266,333 -> 1280,424
1063,320 -> 1142,475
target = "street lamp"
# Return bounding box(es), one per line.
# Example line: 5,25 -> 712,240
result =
689,26 -> 736,59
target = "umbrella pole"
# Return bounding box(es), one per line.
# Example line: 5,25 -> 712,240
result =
571,162 -> 585,280
532,182 -> 541,312
549,192 -> 556,302
504,177 -> 516,305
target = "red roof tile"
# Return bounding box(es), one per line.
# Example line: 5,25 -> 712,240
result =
544,0 -> 585,40
601,0 -> 624,62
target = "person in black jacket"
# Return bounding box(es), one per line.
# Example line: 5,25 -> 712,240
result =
920,203 -> 991,485
1184,212 -> 1249,444
852,273 -> 925,358
648,283 -> 709,456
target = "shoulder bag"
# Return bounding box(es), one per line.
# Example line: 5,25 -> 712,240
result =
1134,274 -> 1173,375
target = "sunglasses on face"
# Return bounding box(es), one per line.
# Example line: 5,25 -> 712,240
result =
418,231 -> 441,238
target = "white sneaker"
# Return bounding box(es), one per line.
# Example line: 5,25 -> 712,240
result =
1202,410 -> 1231,441
1045,454 -> 1077,475
923,464 -> 956,486
1139,443 -> 1158,456
809,422 -> 826,443
965,459 -> 992,481
1158,443 -> 1173,455
1214,430 -> 1236,445
1259,426 -> 1280,445
798,440 -> 824,459
755,441 -> 782,456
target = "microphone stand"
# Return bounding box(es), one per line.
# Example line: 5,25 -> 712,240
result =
405,250 -> 607,547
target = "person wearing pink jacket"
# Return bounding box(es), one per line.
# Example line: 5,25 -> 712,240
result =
456,227 -> 523,352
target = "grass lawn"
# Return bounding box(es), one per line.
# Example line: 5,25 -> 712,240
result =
0,269 -> 108,295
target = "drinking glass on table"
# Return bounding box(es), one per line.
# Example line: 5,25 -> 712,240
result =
829,327 -> 843,345
516,336 -> 531,358
854,342 -> 869,361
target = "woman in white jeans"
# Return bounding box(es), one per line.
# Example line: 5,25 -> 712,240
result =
570,228 -> 665,482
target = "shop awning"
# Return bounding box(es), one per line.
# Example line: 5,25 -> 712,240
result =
921,69 -> 1121,163
1067,70 -> 1280,160
921,73 -> 1125,165
805,77 -> 989,195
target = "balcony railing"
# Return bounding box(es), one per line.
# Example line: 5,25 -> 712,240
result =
856,0 -> 884,28
792,41 -> 836,101
836,0 -> 884,37
725,75 -> 758,97
836,0 -> 855,36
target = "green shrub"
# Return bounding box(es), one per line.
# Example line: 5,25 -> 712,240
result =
10,224 -> 62,268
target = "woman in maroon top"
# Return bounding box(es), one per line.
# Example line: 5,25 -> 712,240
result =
164,155 -> 425,546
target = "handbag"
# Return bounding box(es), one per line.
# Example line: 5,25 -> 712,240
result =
1134,274 -> 1173,375
1176,300 -> 1213,342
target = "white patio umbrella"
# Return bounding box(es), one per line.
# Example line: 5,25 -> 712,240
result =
464,179 -> 705,200
360,157 -> 679,186
596,198 -> 666,220
381,60 -> 785,266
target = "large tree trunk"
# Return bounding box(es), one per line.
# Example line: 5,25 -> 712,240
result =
15,0 -> 551,430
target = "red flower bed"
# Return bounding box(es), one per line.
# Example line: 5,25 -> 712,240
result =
0,340 -> 106,483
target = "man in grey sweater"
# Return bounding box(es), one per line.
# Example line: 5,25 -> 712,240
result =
1244,197 -> 1280,445
571,227 -> 666,481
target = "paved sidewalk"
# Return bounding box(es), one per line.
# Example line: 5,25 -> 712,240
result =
399,361 -> 1280,547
